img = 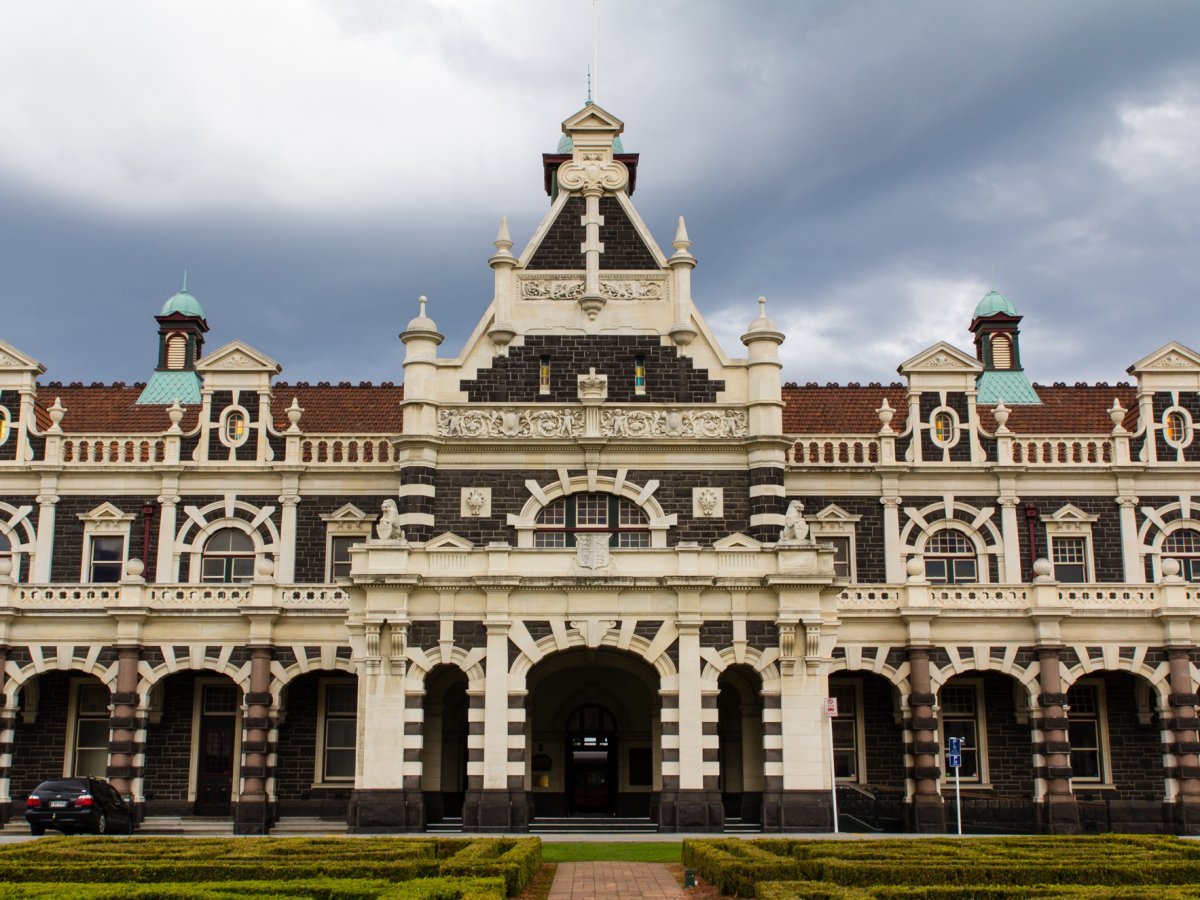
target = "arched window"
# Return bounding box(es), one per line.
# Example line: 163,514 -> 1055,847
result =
1164,528 -> 1200,582
222,409 -> 248,447
534,493 -> 649,548
166,333 -> 188,369
201,528 -> 255,583
0,407 -> 10,446
1164,409 -> 1191,447
0,531 -> 10,567
931,411 -> 956,447
924,528 -> 977,584
566,703 -> 616,744
990,334 -> 1012,369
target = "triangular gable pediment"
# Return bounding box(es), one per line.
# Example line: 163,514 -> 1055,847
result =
898,341 -> 983,375
423,532 -> 475,551
195,340 -> 281,374
562,103 -> 624,134
0,338 -> 46,374
713,532 -> 763,551
808,504 -> 862,523
1127,342 -> 1200,375
77,502 -> 135,523
320,503 -> 374,524
1041,503 -> 1099,524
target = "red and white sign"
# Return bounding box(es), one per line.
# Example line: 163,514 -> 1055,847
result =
823,697 -> 839,717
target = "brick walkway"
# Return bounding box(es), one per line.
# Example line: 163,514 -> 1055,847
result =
547,862 -> 687,899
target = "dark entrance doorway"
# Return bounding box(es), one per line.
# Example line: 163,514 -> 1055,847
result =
420,665 -> 469,823
194,683 -> 238,815
566,703 -> 617,814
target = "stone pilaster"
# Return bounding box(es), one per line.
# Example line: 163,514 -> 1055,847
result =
107,647 -> 141,810
235,646 -> 273,834
907,648 -> 946,832
1167,647 -> 1200,834
1035,646 -> 1079,833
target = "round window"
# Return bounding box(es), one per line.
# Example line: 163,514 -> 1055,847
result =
220,408 -> 249,448
930,409 -> 958,448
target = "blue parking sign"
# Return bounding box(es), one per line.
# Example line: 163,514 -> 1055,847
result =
947,736 -> 962,769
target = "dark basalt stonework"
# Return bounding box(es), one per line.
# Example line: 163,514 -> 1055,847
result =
347,789 -> 426,833
462,789 -> 529,832
460,334 -> 724,405
760,790 -> 836,832
526,196 -> 658,270
658,789 -> 724,832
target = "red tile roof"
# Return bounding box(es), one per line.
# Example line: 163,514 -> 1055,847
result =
783,384 -> 908,433
36,382 -> 404,434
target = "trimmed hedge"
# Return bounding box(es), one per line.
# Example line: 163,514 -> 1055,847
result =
759,885 -> 1200,900
684,837 -> 1200,898
0,877 -> 506,900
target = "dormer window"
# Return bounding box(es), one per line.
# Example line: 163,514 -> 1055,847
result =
166,332 -> 188,369
990,334 -> 1012,370
634,356 -> 646,394
220,408 -> 249,448
930,409 -> 958,448
1164,408 -> 1192,448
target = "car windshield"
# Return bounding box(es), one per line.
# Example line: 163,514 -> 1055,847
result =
34,780 -> 88,793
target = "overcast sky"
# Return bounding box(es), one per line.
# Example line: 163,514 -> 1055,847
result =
1,1 -> 1198,388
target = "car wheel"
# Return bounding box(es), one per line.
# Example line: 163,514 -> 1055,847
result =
28,824 -> 44,837
96,813 -> 107,835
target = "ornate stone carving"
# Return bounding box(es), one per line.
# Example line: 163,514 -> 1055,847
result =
599,280 -> 662,300
439,408 -> 584,439
575,533 -> 611,570
578,368 -> 608,401
521,278 -> 663,302
922,353 -> 961,369
207,352 -> 258,370
463,488 -> 489,517
600,408 -> 746,438
556,154 -> 629,194
1150,352 -> 1195,369
0,351 -> 23,369
778,500 -> 810,543
778,623 -> 796,659
376,500 -> 405,541
695,488 -> 721,518
522,279 -> 584,301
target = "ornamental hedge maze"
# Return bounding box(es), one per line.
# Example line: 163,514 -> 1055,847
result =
0,836 -> 540,899
682,836 -> 1200,899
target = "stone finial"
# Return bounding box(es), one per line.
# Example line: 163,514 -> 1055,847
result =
124,558 -> 145,580
1032,557 -> 1054,582
1108,398 -> 1127,432
876,397 -> 894,432
672,216 -> 692,255
1162,557 -> 1182,581
286,397 -> 304,433
0,556 -> 12,581
905,556 -> 924,581
494,216 -> 513,253
992,400 -> 1010,433
166,400 -> 185,433
47,397 -> 65,433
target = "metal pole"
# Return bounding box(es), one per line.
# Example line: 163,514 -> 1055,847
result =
829,712 -> 839,834
955,764 -> 962,835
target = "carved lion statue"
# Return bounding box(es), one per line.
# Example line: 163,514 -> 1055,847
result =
377,499 -> 405,541
779,499 -> 809,543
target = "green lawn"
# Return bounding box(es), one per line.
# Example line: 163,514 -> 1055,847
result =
540,842 -> 682,864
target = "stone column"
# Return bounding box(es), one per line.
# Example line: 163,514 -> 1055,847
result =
32,492 -> 58,583
659,622 -> 722,831
108,647 -> 141,812
235,647 -> 273,834
907,648 -> 946,832
1116,495 -> 1144,584
0,645 -> 10,825
1035,646 -> 1079,833
998,495 -> 1022,583
464,620 -> 526,831
881,495 -> 904,583
154,494 -> 180,583
276,494 -> 299,583
1167,648 -> 1200,833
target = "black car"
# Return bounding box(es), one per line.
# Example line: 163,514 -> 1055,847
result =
25,777 -> 134,835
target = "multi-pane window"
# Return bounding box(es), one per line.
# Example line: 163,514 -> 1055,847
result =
1164,410 -> 1190,447
534,494 -> 650,548
924,530 -> 978,584
826,536 -> 852,579
940,683 -> 981,781
72,683 -> 110,778
201,528 -> 255,583
0,532 -> 10,570
932,412 -> 955,446
1067,683 -> 1104,783
539,356 -> 551,394
1164,529 -> 1200,582
1051,536 -> 1089,584
328,536 -> 356,580
224,410 -> 247,445
829,683 -> 860,780
321,682 -> 357,781
634,356 -> 646,394
88,536 -> 125,583
0,407 -> 9,445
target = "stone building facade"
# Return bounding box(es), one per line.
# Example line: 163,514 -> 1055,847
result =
2,103 -> 1200,835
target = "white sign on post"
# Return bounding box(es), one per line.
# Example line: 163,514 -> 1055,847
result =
825,697 -> 839,833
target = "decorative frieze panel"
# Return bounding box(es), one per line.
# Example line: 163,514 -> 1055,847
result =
438,406 -> 747,439
519,276 -> 666,302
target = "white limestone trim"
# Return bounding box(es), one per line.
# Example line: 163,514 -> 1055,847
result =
136,645 -> 252,698
1137,498 -> 1200,581
174,497 -> 280,583
507,473 -> 677,549
901,497 -> 1003,584
397,483 -> 436,498
77,502 -> 135,582
0,502 -> 35,583
748,483 -> 786,498
508,623 -> 680,683
2,650 -> 119,710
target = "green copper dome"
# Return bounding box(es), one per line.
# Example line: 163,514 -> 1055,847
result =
974,290 -> 1017,318
555,135 -> 625,153
160,272 -> 206,319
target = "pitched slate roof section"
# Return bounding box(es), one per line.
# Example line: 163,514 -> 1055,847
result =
525,196 -> 659,270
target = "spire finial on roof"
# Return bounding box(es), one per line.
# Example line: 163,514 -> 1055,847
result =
673,216 -> 691,251
419,295 -> 427,317
182,269 -> 188,292
758,296 -> 767,319
586,65 -> 593,105
495,216 -> 513,252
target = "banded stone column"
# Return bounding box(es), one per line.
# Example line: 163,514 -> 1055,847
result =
0,645 -> 10,825
108,647 -> 141,809
906,647 -> 946,832
1036,646 -> 1079,833
235,646 -> 272,834
1168,647 -> 1200,833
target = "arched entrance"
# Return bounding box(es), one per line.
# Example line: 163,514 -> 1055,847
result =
420,665 -> 468,824
717,665 -> 764,824
526,648 -> 659,820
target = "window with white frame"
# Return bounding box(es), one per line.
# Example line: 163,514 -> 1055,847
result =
0,531 -> 10,570
924,529 -> 978,584
219,407 -> 250,449
1163,528 -> 1200,582
0,406 -> 10,446
201,528 -> 255,583
1041,505 -> 1098,585
534,493 -> 650,548
320,504 -> 375,582
1067,681 -> 1108,783
807,505 -> 860,581
317,680 -> 357,783
70,681 -> 110,778
1163,407 -> 1193,449
829,681 -> 863,781
940,681 -> 984,782
930,408 -> 959,449
78,503 -> 134,584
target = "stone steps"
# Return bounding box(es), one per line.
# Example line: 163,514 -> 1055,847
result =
137,816 -> 234,835
270,817 -> 349,835
425,817 -> 464,834
530,816 -> 658,834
